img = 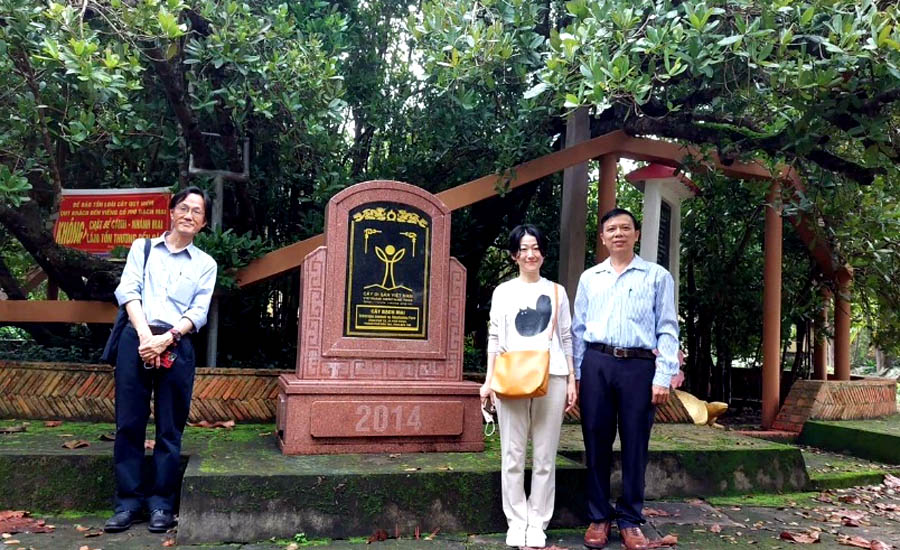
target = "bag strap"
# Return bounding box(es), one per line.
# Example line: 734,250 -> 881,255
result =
142,238 -> 151,270
547,283 -> 559,343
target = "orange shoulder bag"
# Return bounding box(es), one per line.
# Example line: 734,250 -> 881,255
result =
489,283 -> 559,399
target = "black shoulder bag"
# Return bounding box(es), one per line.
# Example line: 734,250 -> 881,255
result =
100,239 -> 151,366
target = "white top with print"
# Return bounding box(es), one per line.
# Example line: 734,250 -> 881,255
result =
487,277 -> 573,376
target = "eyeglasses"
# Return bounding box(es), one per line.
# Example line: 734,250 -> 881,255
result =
174,204 -> 204,218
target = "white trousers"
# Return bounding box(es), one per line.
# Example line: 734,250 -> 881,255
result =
497,375 -> 567,546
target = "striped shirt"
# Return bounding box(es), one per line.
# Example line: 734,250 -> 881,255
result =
572,254 -> 679,388
114,233 -> 217,332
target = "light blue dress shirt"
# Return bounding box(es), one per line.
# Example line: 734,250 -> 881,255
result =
572,254 -> 680,388
114,233 -> 217,332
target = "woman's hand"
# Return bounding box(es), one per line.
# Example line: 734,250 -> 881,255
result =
565,375 -> 578,413
479,382 -> 495,409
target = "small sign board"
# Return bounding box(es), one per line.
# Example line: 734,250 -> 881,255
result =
53,188 -> 171,254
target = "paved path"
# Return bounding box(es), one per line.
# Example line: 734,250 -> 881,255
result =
5,495 -> 899,550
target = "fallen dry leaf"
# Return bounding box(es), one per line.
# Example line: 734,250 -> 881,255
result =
839,495 -> 862,505
83,528 -> 103,537
644,507 -> 671,518
43,420 -> 62,428
3,540 -> 20,545
367,528 -> 388,544
187,420 -> 235,429
870,541 -> 891,550
0,511 -> 54,534
285,543 -> 299,550
650,534 -> 678,547
79,546 -> 90,550
884,475 -> 900,490
0,424 -> 26,434
780,530 -> 820,543
162,537 -> 176,547
710,524 -> 722,533
61,439 -> 90,450
75,524 -> 90,532
837,535 -> 872,548
98,433 -> 115,441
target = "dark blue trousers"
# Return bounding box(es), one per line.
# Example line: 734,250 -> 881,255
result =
113,325 -> 195,513
579,348 -> 656,528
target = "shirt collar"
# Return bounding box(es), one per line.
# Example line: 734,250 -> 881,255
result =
591,254 -> 649,275
153,232 -> 196,258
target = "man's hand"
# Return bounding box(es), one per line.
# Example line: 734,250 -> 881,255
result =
138,333 -> 172,365
651,384 -> 670,405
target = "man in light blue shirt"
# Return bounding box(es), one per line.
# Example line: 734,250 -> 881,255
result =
574,208 -> 679,550
105,186 -> 217,535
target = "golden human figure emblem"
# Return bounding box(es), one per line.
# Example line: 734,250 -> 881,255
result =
366,244 -> 412,292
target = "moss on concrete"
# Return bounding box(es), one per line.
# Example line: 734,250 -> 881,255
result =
800,418 -> 900,464
705,491 -> 822,508
802,447 -> 900,490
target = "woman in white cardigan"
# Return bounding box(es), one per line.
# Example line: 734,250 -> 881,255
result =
480,224 -> 578,549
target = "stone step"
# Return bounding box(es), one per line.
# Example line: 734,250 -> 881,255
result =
0,421 -> 809,544
177,424 -> 808,544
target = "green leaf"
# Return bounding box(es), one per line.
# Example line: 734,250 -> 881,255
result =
718,35 -> 743,47
523,82 -> 548,99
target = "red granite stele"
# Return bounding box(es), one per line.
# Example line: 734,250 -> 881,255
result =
276,180 -> 483,454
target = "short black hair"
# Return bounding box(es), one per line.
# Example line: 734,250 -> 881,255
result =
599,208 -> 640,232
170,185 -> 212,224
507,224 -> 548,257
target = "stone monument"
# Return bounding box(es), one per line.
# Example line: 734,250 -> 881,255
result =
276,180 -> 484,454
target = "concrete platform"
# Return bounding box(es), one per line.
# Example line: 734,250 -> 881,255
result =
799,416 -> 900,464
0,421 -> 809,544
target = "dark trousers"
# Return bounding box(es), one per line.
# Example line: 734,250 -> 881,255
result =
579,348 -> 656,528
113,325 -> 195,513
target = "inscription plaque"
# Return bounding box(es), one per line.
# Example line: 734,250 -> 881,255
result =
309,400 -> 464,437
344,202 -> 431,339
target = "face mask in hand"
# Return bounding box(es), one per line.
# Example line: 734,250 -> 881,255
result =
482,403 -> 496,437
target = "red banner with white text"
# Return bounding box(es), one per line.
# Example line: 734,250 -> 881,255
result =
53,189 -> 171,254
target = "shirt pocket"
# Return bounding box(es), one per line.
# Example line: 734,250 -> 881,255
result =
170,275 -> 199,308
625,289 -> 654,324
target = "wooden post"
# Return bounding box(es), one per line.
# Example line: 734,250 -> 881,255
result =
558,108 -> 590,306
596,154 -> 618,263
834,276 -> 852,381
812,288 -> 830,380
762,181 -> 783,429
46,278 -> 59,301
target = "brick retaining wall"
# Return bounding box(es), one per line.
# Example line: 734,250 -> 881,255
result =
0,360 -> 289,422
773,377 -> 898,433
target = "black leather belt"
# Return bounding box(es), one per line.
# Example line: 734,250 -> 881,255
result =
588,342 -> 655,360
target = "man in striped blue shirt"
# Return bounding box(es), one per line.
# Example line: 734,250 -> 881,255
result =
573,208 -> 679,550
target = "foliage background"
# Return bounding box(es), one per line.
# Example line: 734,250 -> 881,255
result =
0,0 -> 898,402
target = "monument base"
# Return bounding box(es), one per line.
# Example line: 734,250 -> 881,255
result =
276,375 -> 484,455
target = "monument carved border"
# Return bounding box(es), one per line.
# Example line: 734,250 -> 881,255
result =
277,181 -> 482,454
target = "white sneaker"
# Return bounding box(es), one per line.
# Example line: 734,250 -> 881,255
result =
525,527 -> 546,548
505,527 -> 526,547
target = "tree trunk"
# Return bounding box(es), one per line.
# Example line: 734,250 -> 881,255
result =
0,203 -> 119,301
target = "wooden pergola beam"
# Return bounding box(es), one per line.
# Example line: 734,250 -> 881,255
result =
236,130 -> 845,288
0,300 -> 117,323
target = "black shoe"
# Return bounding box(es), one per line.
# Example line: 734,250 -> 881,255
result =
148,509 -> 176,533
104,509 -> 146,533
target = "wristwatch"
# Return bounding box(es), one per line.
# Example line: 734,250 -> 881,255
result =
168,328 -> 182,344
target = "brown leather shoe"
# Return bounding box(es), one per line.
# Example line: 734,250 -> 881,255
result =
583,521 -> 611,549
620,527 -> 650,550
